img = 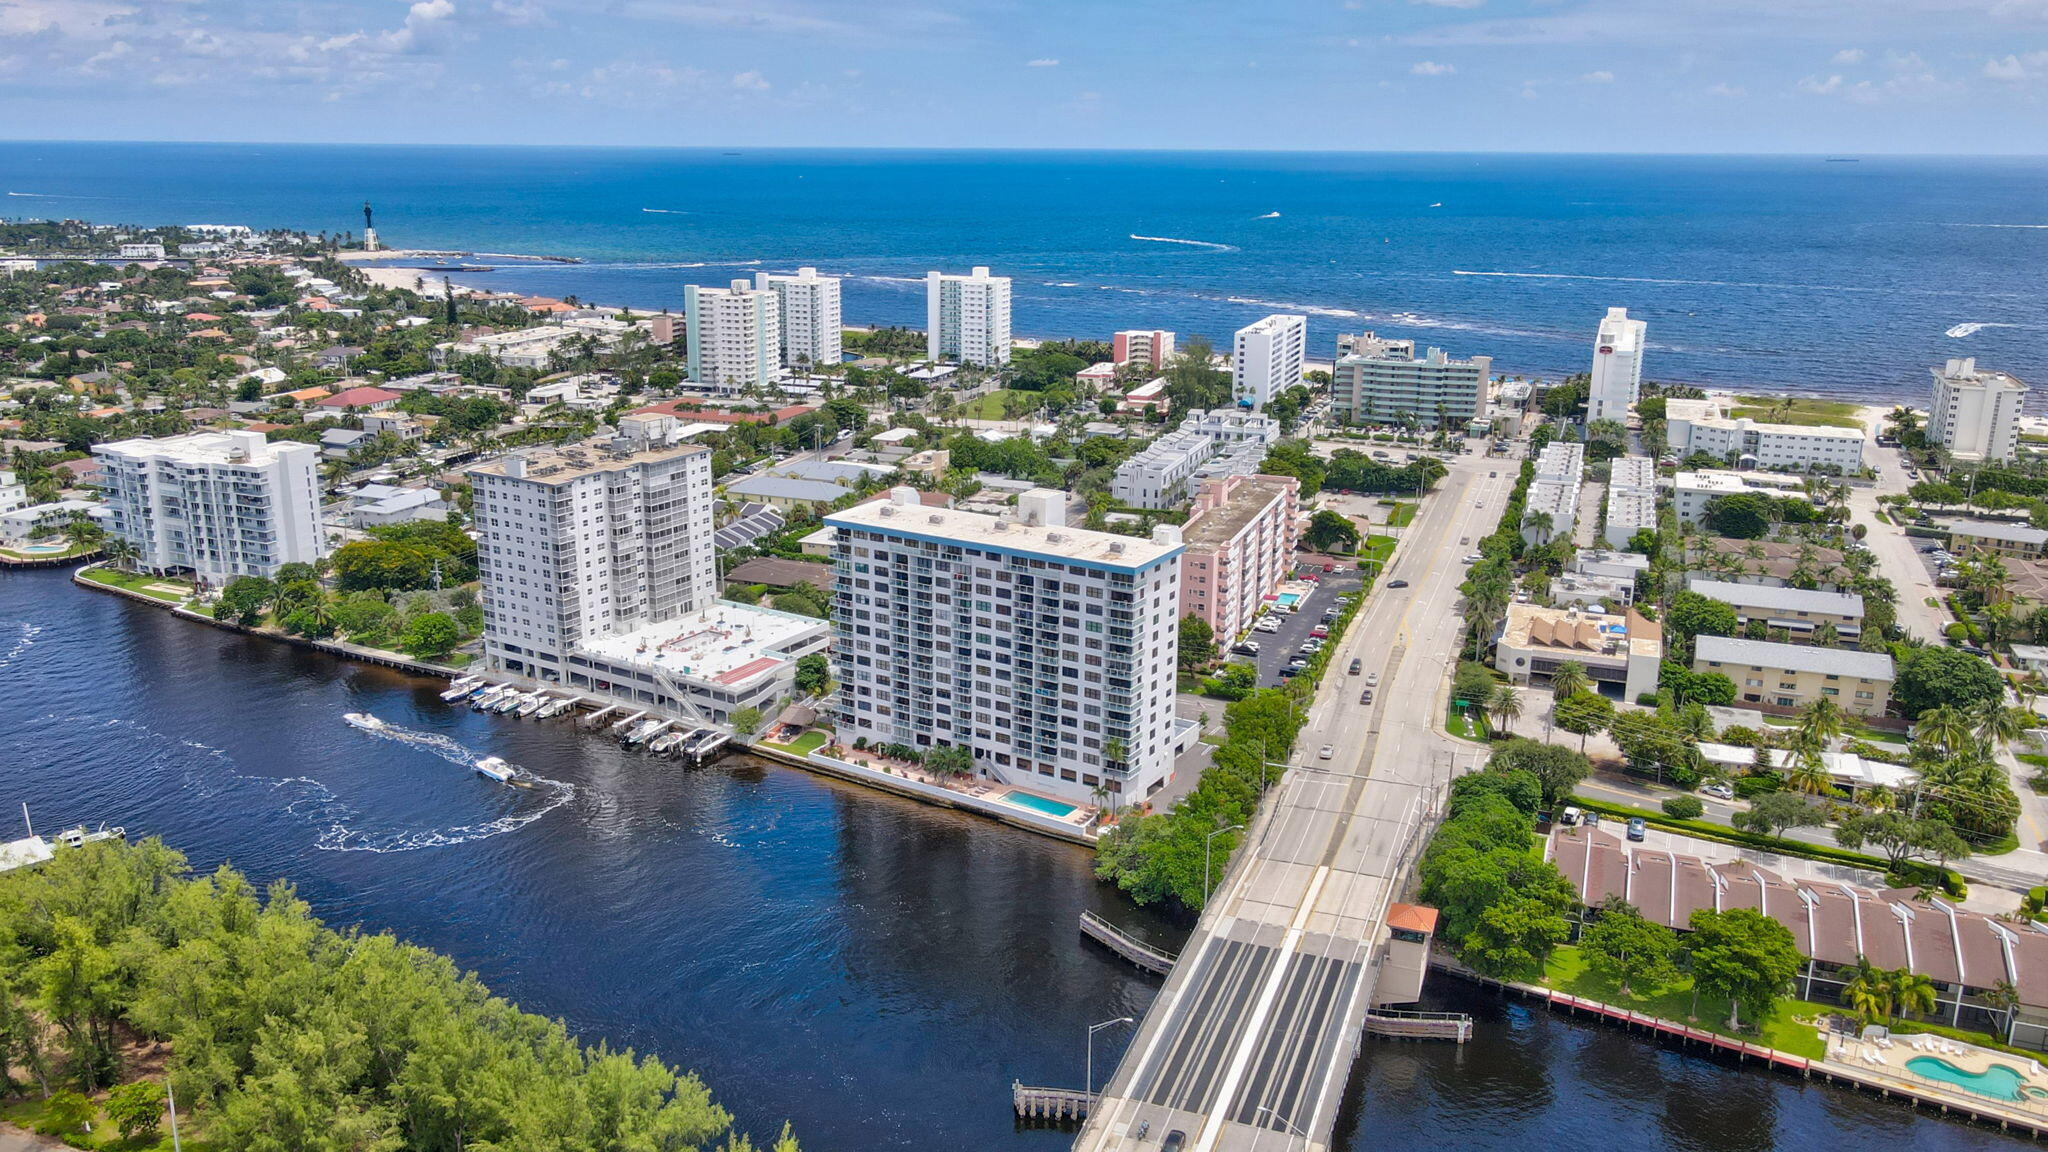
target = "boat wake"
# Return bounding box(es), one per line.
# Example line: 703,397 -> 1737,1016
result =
641,208 -> 690,214
37,714 -> 575,854
1255,211 -> 1281,219
1945,322 -> 2031,338
1130,234 -> 1238,252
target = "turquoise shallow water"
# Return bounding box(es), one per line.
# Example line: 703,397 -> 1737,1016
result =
4,144 -> 2044,400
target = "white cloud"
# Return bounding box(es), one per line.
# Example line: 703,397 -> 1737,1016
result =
1883,48 -> 1926,69
1026,58 -> 1058,67
1705,82 -> 1746,97
1410,59 -> 1455,75
1985,54 -> 2030,79
1579,69 -> 1614,82
379,0 -> 459,53
730,69 -> 770,89
1799,73 -> 1844,94
1832,47 -> 1866,64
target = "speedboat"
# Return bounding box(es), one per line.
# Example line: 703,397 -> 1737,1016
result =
343,712 -> 388,732
474,757 -> 516,784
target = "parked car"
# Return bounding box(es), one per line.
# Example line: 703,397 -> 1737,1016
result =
1463,554 -> 1483,564
1626,817 -> 1648,842
1232,641 -> 1261,656
1319,745 -> 1335,760
1701,782 -> 1734,800
1558,807 -> 1584,827
1489,471 -> 1498,478
1311,625 -> 1330,638
1288,655 -> 1309,667
1279,665 -> 1300,678
1349,658 -> 1362,675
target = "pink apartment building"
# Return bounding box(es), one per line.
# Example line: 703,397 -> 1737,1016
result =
1179,473 -> 1302,641
1112,329 -> 1176,370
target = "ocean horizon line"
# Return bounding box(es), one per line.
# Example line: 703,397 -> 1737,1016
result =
4,138 -> 2048,161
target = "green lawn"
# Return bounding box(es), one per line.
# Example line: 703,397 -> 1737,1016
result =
1730,395 -> 1865,430
1446,701 -> 1489,741
964,389 -> 1029,421
1542,944 -> 1828,1059
1384,502 -> 1417,529
78,567 -> 192,603
764,730 -> 828,756
1358,535 -> 1397,567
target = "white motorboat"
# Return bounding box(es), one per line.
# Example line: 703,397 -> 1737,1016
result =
343,712 -> 389,732
492,692 -> 527,715
474,756 -> 516,784
471,686 -> 509,709
624,719 -> 666,746
516,695 -> 549,718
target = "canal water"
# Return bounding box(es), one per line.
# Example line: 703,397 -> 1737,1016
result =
0,568 -> 2029,1151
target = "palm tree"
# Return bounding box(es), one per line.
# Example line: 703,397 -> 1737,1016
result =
1916,705 -> 1977,758
1787,746 -> 1834,796
1971,700 -> 2034,756
102,537 -> 138,571
1842,956 -> 1891,1024
1549,661 -> 1590,705
1984,979 -> 2023,1041
1795,697 -> 1845,752
1891,968 -> 1938,1023
1488,683 -> 1523,735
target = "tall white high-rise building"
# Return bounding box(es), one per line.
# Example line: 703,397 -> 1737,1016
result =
468,415 -> 716,683
94,430 -> 324,582
925,266 -> 1012,366
685,279 -> 781,393
754,266 -> 842,371
827,488 -> 1185,806
1929,357 -> 2029,464
1232,314 -> 1306,410
1587,306 -> 1646,423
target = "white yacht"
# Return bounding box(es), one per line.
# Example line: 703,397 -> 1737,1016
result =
343,712 -> 388,732
473,757 -> 516,784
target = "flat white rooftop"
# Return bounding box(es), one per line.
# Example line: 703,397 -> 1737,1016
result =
828,492 -> 1181,570
574,602 -> 826,689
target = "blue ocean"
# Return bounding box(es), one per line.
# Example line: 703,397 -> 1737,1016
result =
4,143 -> 2044,401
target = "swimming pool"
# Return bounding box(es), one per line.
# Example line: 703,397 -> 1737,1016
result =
1906,1056 -> 2029,1101
1274,592 -> 1302,608
1001,791 -> 1078,819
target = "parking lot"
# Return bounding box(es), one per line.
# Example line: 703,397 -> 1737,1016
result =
1220,565 -> 1367,690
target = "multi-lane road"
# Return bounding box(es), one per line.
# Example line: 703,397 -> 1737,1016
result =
1074,454 -> 1514,1152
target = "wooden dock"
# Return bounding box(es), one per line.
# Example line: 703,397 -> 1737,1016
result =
1013,1082 -> 1095,1122
1079,912 -> 1177,977
1363,1008 -> 1473,1042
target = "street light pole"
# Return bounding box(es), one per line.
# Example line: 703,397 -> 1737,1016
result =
1087,1016 -> 1135,1097
1205,822 -> 1245,901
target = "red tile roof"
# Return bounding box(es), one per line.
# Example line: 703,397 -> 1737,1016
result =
317,387 -> 403,409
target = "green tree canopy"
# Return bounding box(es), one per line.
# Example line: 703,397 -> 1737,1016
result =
1683,908 -> 1803,1030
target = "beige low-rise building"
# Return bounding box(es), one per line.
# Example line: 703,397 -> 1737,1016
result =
1944,519 -> 2048,560
1686,578 -> 1863,642
1693,634 -> 1893,716
1494,603 -> 1662,701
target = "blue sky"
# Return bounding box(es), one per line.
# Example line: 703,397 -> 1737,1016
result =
1,0 -> 2046,151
